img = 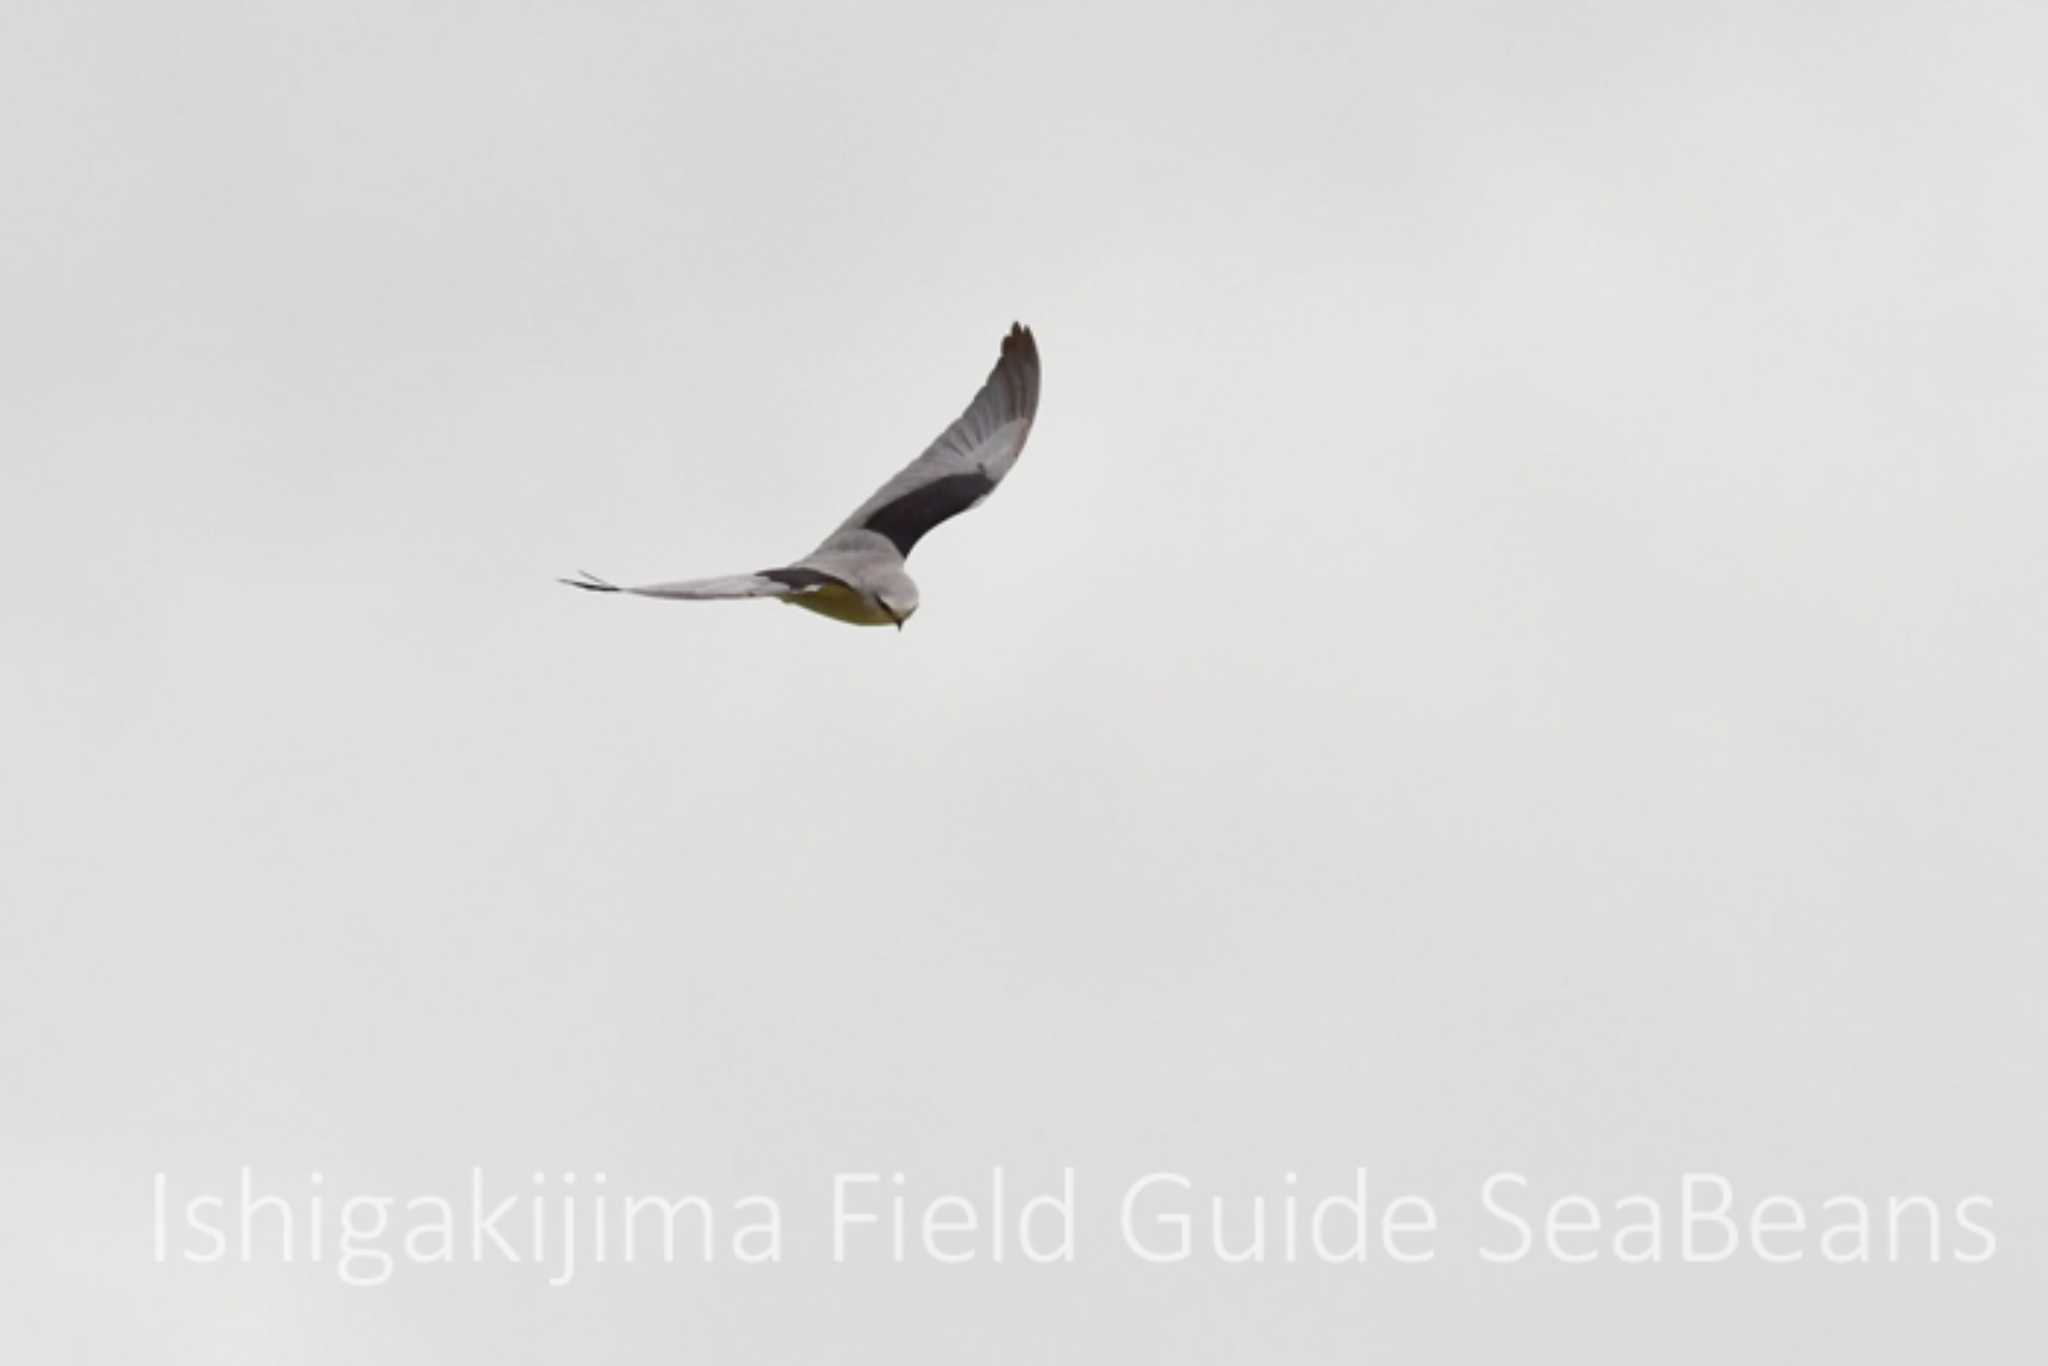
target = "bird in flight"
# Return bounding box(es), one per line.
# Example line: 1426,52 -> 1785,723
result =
562,322 -> 1040,629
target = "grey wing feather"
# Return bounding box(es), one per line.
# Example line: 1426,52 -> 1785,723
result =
558,568 -> 829,600
829,323 -> 1040,558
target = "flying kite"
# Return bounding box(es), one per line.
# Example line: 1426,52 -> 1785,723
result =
563,323 -> 1040,629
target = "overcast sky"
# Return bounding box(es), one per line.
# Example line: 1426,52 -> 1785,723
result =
4,1 -> 2045,1360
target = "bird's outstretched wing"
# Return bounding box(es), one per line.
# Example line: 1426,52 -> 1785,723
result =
559,567 -> 847,600
827,323 -> 1040,558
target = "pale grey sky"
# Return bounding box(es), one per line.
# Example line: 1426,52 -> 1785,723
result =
4,1 -> 2045,1360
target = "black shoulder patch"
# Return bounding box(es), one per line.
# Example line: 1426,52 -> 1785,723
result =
861,470 -> 995,557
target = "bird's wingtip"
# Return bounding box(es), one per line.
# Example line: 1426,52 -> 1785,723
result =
1002,320 -> 1037,363
559,570 -> 620,593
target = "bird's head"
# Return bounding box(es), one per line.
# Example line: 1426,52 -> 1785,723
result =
873,573 -> 920,631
